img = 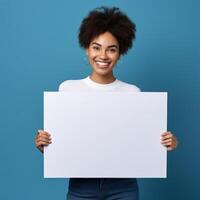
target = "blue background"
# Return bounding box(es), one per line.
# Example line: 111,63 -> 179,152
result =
0,0 -> 199,199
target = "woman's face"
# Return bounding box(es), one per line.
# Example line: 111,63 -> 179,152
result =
86,32 -> 120,77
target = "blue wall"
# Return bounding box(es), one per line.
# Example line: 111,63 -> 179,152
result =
0,0 -> 199,199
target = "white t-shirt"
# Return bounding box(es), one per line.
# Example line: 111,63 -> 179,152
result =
58,76 -> 141,92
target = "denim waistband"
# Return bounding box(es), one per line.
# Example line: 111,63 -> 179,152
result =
68,178 -> 138,194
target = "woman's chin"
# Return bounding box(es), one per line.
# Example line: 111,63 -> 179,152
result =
93,67 -> 113,76
95,63 -> 110,69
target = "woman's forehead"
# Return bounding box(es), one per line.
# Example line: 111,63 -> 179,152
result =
90,32 -> 119,47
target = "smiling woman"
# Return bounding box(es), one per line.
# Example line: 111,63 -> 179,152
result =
86,32 -> 120,82
79,7 -> 136,84
34,6 -> 178,200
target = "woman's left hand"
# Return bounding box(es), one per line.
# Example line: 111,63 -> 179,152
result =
161,131 -> 178,151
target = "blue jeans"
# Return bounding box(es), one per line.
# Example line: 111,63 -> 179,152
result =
67,178 -> 139,200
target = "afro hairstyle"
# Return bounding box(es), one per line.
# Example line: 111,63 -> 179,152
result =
78,7 -> 136,55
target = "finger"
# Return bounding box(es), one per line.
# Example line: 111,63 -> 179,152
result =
169,136 -> 178,148
37,133 -> 51,140
163,140 -> 177,148
37,131 -> 51,136
161,132 -> 168,136
37,135 -> 51,141
36,140 -> 51,147
162,142 -> 172,146
38,130 -> 51,137
161,134 -> 173,140
36,137 -> 51,144
36,139 -> 51,147
36,142 -> 49,148
36,138 -> 52,144
162,131 -> 172,136
161,138 -> 172,144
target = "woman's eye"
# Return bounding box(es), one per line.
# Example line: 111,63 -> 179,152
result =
108,48 -> 117,53
92,46 -> 100,51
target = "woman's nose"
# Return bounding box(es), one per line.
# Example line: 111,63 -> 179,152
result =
99,50 -> 108,59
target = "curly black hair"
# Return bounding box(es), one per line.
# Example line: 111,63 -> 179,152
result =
78,7 -> 136,55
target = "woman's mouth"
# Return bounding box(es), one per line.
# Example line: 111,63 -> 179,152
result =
94,60 -> 111,68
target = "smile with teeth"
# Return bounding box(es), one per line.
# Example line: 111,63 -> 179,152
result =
95,60 -> 111,67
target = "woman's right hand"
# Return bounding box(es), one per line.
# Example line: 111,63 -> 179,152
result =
35,130 -> 52,153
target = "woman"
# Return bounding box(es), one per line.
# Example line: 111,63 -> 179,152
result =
35,7 -> 178,200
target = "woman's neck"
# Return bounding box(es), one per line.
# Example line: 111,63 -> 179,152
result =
90,72 -> 116,84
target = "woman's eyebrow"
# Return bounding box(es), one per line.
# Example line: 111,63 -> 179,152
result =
91,42 -> 101,46
91,42 -> 118,48
107,45 -> 118,48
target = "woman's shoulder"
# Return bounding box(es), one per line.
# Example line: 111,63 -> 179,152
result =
117,80 -> 141,92
58,79 -> 84,91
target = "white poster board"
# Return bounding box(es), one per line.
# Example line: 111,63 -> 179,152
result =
44,92 -> 167,178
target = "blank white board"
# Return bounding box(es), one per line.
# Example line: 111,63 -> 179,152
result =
44,92 -> 167,178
